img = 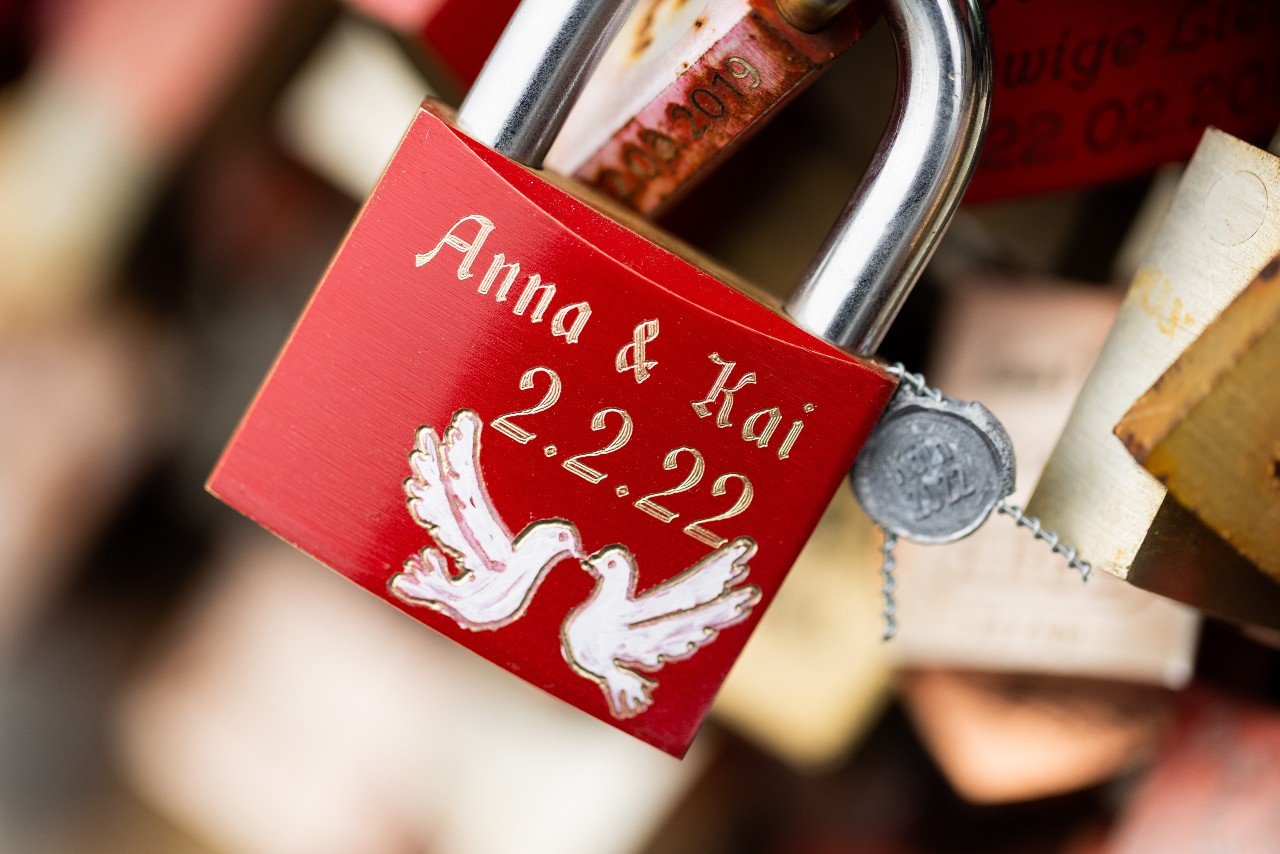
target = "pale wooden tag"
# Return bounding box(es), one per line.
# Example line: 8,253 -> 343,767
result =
1118,255 -> 1280,585
1027,128 -> 1280,628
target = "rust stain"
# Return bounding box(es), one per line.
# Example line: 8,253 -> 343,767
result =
631,0 -> 705,58
1132,268 -> 1196,337
631,0 -> 661,59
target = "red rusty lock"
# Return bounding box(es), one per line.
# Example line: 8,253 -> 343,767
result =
209,0 -> 990,755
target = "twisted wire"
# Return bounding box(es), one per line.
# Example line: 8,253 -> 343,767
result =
997,501 -> 1092,581
884,362 -> 943,402
879,529 -> 899,641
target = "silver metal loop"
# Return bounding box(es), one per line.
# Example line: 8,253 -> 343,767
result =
458,0 -> 990,357
784,0 -> 992,355
456,0 -> 640,169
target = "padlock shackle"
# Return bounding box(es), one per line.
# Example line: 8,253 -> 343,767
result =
456,0 -> 640,169
784,0 -> 992,356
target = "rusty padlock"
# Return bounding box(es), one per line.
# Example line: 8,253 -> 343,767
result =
210,0 -> 990,755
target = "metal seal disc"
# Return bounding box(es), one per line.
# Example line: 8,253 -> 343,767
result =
851,390 -> 1015,545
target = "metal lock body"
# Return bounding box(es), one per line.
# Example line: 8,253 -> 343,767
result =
211,0 -> 989,754
544,0 -> 875,215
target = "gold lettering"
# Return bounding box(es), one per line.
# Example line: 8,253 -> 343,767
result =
414,213 -> 494,279
776,403 -> 814,460
513,275 -> 556,322
691,353 -> 756,427
413,211 -> 593,345
551,302 -> 591,344
478,253 -> 520,300
616,319 -> 660,383
741,408 -> 782,448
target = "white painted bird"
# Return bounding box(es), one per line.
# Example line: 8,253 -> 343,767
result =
390,409 -> 582,630
561,537 -> 761,718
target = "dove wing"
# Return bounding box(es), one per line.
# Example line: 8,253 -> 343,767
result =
404,411 -> 512,574
623,538 -> 757,624
439,410 -> 516,565
614,585 -> 761,670
612,538 -> 760,669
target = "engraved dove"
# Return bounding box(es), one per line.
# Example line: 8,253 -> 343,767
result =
390,409 -> 582,630
561,538 -> 761,718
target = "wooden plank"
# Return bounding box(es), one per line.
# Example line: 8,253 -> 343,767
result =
1117,255 -> 1280,583
1026,128 -> 1280,628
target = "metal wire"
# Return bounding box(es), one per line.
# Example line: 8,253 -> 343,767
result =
996,501 -> 1093,581
879,529 -> 899,641
884,362 -> 943,402
869,363 -> 1092,643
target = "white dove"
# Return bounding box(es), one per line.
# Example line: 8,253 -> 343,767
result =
561,537 -> 761,718
390,409 -> 582,631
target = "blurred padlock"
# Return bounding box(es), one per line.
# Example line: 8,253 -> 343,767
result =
1104,689 -> 1280,853
0,0 -> 295,324
969,0 -> 1280,203
346,0 -> 522,91
210,0 -> 989,754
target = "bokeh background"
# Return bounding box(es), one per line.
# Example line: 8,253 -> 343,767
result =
1,1 -> 1279,852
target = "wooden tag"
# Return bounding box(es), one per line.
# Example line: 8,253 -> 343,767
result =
1027,128 -> 1280,629
892,280 -> 1199,687
712,487 -> 892,768
1118,256 -> 1280,585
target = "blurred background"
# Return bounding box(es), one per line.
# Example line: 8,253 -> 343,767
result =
1,1 -> 1279,852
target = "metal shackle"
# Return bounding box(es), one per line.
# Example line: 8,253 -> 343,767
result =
457,0 -> 992,358
457,0 -> 641,168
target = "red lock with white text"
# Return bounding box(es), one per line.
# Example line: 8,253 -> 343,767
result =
210,0 -> 989,755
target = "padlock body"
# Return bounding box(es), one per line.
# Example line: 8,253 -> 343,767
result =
209,101 -> 894,755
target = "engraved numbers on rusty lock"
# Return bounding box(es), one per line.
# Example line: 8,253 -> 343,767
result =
852,390 -> 1016,545
593,55 -> 763,204
490,367 -> 755,548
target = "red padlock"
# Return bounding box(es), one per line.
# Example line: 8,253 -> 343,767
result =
210,0 -> 989,755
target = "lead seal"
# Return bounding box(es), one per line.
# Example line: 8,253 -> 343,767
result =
851,388 -> 1015,545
